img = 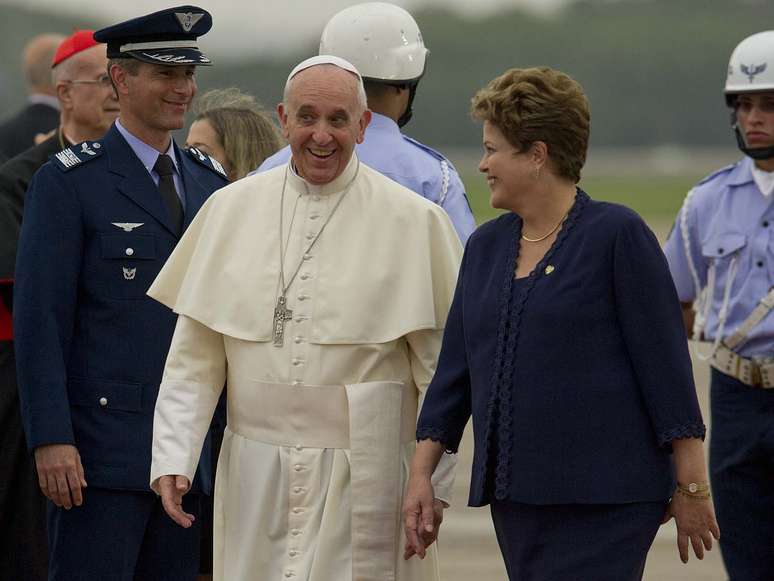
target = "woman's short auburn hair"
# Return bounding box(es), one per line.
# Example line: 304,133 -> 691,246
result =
471,67 -> 590,183
193,88 -> 284,181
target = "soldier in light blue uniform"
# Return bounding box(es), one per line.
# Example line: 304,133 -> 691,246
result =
257,2 -> 476,243
664,31 -> 774,580
13,7 -> 227,580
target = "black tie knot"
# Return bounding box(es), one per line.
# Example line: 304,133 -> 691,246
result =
154,154 -> 176,177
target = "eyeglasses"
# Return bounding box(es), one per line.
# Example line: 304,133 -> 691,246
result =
65,74 -> 112,87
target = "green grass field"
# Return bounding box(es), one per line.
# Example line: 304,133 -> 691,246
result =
463,174 -> 705,226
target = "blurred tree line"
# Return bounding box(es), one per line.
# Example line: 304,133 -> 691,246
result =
1,0 -> 772,150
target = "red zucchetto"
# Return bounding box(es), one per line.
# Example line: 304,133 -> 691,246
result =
51,30 -> 98,67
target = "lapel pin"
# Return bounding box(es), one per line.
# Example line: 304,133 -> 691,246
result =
544,264 -> 555,275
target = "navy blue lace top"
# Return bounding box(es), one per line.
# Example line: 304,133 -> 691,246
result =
416,190 -> 705,507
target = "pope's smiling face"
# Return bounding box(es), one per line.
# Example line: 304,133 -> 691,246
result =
278,65 -> 370,185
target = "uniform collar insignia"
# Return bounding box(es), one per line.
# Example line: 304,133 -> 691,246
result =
175,12 -> 204,33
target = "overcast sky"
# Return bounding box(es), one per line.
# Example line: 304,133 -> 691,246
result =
0,0 -> 576,60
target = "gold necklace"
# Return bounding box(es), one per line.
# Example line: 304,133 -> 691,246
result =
521,211 -> 569,243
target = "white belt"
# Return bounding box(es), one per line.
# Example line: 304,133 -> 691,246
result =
227,376 -> 417,581
710,345 -> 774,389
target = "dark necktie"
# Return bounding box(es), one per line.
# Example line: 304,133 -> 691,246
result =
153,154 -> 183,235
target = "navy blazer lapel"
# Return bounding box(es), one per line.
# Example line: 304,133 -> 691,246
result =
105,126 -> 178,237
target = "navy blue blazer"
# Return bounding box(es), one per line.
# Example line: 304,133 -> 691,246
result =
13,124 -> 228,492
417,190 -> 705,507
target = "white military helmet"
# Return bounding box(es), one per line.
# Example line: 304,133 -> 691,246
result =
725,30 -> 774,104
319,2 -> 428,83
724,31 -> 774,160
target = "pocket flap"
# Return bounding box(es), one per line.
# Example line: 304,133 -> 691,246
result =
68,378 -> 143,412
101,234 -> 156,260
701,232 -> 746,258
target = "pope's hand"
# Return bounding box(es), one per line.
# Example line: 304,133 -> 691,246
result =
159,475 -> 195,528
403,475 -> 444,560
34,444 -> 87,509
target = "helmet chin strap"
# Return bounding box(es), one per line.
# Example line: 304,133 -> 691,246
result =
397,82 -> 419,128
730,110 -> 774,160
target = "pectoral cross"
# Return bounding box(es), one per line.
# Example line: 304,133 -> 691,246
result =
273,294 -> 293,347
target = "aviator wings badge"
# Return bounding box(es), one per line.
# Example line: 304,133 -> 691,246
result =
112,222 -> 145,232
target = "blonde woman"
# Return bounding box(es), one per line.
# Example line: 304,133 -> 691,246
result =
186,88 -> 283,181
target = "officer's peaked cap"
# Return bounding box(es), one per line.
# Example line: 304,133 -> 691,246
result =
94,5 -> 213,66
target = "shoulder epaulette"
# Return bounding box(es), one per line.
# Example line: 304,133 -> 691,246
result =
186,147 -> 228,179
696,162 -> 738,186
402,135 -> 463,205
402,135 -> 451,164
51,141 -> 103,172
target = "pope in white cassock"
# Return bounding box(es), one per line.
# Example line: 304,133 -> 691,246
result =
147,55 -> 463,581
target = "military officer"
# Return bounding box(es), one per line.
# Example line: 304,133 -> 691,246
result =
13,7 -> 227,580
665,31 -> 774,580
0,29 -> 118,581
258,2 -> 476,243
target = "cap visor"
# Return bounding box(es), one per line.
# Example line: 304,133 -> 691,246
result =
125,47 -> 212,66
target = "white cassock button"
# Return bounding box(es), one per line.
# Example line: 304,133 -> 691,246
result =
292,358 -> 303,366
99,397 -> 108,407
125,248 -> 134,256
284,571 -> 294,578
312,195 -> 321,202
291,529 -> 302,536
295,444 -> 303,451
294,316 -> 304,323
294,486 -> 303,493
292,380 -> 303,386
294,464 -> 303,472
294,336 -> 303,344
309,214 -> 320,220
292,507 -> 303,514
297,295 -> 308,301
302,253 -> 312,261
300,273 -> 310,280
305,232 -> 315,240
289,549 -> 299,557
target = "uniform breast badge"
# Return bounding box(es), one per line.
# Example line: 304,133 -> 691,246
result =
123,267 -> 137,280
112,222 -> 145,232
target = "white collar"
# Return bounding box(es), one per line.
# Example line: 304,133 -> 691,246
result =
751,163 -> 774,197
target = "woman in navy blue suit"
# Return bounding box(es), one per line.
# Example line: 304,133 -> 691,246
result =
403,68 -> 720,580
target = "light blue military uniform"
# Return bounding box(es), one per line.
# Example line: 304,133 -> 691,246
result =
665,156 -> 774,356
664,155 -> 774,580
258,112 -> 476,243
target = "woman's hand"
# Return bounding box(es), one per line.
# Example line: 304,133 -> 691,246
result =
662,493 -> 720,563
403,474 -> 443,560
